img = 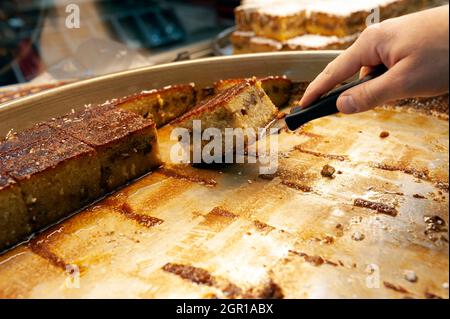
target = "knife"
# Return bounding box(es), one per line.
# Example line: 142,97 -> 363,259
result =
284,64 -> 388,131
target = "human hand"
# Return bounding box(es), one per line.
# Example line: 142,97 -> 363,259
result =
300,5 -> 449,114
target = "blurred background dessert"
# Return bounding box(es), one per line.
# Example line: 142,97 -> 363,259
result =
0,0 -> 447,90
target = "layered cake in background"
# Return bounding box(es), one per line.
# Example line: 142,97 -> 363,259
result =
231,0 -> 442,54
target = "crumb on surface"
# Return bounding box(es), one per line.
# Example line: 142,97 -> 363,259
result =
321,164 -> 336,178
379,131 -> 390,138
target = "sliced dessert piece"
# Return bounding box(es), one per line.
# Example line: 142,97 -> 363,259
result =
0,123 -> 102,230
115,84 -> 196,127
172,79 -> 277,156
0,121 -> 57,155
214,76 -> 292,108
49,106 -> 161,191
0,172 -> 30,251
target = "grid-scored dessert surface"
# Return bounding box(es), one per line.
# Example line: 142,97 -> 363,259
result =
0,94 -> 447,299
49,106 -> 156,148
0,126 -> 95,181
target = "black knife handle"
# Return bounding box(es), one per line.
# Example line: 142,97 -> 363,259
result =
285,64 -> 388,131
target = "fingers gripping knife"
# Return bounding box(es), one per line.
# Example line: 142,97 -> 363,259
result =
284,64 -> 388,131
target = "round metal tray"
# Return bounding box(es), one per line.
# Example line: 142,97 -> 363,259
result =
0,51 -> 340,136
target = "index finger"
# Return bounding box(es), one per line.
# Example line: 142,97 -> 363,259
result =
299,26 -> 384,108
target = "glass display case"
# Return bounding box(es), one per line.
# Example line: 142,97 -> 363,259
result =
0,0 -> 237,86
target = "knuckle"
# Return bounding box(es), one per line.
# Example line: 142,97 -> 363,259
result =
361,25 -> 381,41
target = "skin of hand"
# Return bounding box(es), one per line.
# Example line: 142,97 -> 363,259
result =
300,5 -> 449,114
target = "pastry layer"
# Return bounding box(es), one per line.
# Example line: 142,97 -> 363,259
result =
231,31 -> 358,53
285,33 -> 359,50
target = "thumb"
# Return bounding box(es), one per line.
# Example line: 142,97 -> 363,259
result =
337,62 -> 408,114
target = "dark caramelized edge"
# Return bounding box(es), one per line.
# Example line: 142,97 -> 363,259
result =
48,105 -> 156,148
1,125 -> 95,181
0,123 -> 56,156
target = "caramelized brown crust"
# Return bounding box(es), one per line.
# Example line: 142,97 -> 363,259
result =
1,125 -> 95,181
0,123 -> 55,155
0,105 -> 160,251
49,105 -> 156,148
353,198 -> 398,217
162,263 -> 215,286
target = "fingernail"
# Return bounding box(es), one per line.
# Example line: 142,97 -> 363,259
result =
339,95 -> 357,114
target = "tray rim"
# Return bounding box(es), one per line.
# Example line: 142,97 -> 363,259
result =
0,51 -> 341,136
0,51 -> 340,110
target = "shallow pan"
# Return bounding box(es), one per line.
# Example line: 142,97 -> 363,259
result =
0,51 -> 448,299
0,51 -> 339,137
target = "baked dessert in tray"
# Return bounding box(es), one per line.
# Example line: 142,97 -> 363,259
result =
0,74 -> 290,251
0,91 -> 447,299
0,105 -> 161,251
0,65 -> 448,299
172,79 -> 277,156
115,84 -> 196,128
49,105 -> 161,192
0,123 -> 101,236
